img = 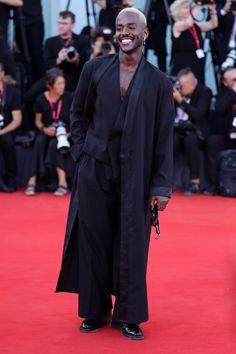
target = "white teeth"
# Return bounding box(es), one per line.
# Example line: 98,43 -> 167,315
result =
122,39 -> 132,44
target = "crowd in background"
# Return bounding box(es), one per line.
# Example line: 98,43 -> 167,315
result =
0,0 -> 236,197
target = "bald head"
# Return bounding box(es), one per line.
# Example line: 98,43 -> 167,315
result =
116,7 -> 147,28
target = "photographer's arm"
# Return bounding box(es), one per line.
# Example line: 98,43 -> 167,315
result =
93,0 -> 106,9
35,112 -> 55,137
173,17 -> 194,37
180,90 -> 212,123
0,0 -> 22,6
197,3 -> 218,32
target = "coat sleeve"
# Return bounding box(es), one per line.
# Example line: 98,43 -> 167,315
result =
44,38 -> 57,69
180,88 -> 212,123
70,61 -> 93,162
151,78 -> 175,198
215,88 -> 236,115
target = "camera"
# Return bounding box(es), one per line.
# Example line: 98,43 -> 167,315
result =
52,122 -> 70,154
66,45 -> 77,59
193,0 -> 214,5
169,76 -> 180,90
101,42 -> 112,54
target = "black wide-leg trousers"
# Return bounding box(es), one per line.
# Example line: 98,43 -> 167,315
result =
77,153 -> 122,320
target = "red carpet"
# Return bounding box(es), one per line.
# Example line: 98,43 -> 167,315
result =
0,191 -> 236,353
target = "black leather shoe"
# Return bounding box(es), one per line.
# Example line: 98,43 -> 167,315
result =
80,313 -> 111,333
111,320 -> 144,340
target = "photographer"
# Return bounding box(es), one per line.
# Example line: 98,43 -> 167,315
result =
89,26 -> 116,59
0,62 -> 22,192
204,66 -> 236,194
173,67 -> 212,195
24,68 -> 73,197
170,0 -> 218,83
44,11 -> 91,92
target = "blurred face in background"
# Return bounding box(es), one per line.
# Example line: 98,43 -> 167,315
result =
223,68 -> 236,89
179,3 -> 190,20
58,16 -> 74,37
178,74 -> 197,98
49,76 -> 65,96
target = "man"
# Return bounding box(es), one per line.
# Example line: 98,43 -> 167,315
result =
44,11 -> 90,92
0,62 -> 22,192
204,67 -> 236,195
173,68 -> 212,195
56,8 -> 174,340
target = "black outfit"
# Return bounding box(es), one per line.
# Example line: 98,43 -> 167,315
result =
26,92 -> 74,180
0,47 -> 17,80
213,8 -> 235,66
56,54 -> 174,324
44,33 -> 91,92
98,1 -> 124,33
0,84 -> 21,187
170,24 -> 205,83
0,4 -> 11,44
146,0 -> 174,72
205,86 -> 236,189
14,0 -> 45,81
174,83 -> 212,180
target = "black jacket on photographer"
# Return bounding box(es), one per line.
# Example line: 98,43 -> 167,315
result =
177,83 -> 212,138
44,33 -> 90,92
215,84 -> 236,135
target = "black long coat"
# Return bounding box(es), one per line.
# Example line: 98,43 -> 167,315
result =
56,55 -> 174,323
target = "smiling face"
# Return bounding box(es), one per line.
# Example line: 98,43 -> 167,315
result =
115,10 -> 148,55
223,68 -> 236,89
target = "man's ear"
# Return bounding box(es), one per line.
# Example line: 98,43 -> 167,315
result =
144,28 -> 149,41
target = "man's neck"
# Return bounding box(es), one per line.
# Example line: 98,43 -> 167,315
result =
60,32 -> 72,40
119,50 -> 143,68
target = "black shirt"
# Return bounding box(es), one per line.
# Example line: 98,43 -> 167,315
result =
14,0 -> 43,25
0,84 -> 21,127
0,4 -> 11,41
33,92 -> 73,128
0,48 -> 17,79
